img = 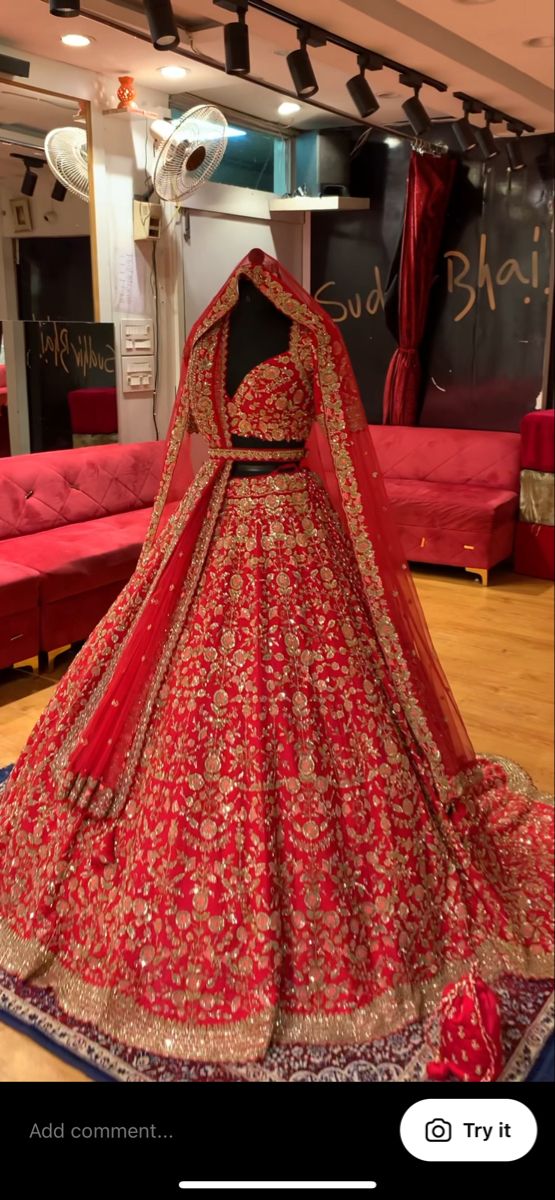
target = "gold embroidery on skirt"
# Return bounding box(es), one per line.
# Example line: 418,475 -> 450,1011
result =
0,916 -> 551,1063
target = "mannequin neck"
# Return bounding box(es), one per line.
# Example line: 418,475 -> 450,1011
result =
226,276 -> 292,397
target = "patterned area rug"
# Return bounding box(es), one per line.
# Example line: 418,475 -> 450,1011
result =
0,965 -> 552,1083
0,765 -> 552,1083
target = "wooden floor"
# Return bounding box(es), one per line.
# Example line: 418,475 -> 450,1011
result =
0,565 -> 552,1082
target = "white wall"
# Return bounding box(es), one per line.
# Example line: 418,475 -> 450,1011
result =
181,183 -> 304,338
92,111 -> 173,444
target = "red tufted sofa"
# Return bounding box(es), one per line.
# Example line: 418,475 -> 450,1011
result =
369,425 -> 521,584
0,441 -> 164,670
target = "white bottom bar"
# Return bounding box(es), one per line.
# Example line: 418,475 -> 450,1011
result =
178,1185 -> 378,1191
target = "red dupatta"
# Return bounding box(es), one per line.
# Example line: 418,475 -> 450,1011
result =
60,248 -> 477,820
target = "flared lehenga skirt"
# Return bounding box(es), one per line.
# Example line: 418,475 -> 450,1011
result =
0,468 -> 552,1067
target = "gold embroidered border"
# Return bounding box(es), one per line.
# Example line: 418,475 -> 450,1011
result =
48,459 -> 221,797
57,464 -> 232,819
208,448 -> 305,463
0,917 -> 551,1065
139,346 -> 195,558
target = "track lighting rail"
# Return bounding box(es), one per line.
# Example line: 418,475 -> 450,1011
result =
48,4 -> 536,151
231,0 -> 449,93
453,93 -> 535,134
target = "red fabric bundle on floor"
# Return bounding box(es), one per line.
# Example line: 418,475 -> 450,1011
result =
427,973 -> 504,1082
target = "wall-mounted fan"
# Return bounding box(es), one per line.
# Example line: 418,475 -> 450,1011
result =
44,127 -> 89,203
151,104 -> 228,204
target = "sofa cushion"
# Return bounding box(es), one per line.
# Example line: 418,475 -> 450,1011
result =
0,508 -> 151,603
370,426 -> 521,492
384,479 -> 519,533
0,440 -> 164,541
0,559 -> 41,618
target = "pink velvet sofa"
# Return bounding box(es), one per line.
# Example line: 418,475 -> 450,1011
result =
369,425 -> 521,583
0,441 -> 164,670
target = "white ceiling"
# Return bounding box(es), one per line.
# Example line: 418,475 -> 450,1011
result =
0,0 -> 553,132
403,0 -> 554,89
0,84 -> 81,180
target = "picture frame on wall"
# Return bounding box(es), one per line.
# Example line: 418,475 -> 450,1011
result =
10,196 -> 33,233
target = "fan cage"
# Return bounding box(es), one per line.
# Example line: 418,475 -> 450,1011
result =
44,128 -> 89,203
153,104 -> 228,203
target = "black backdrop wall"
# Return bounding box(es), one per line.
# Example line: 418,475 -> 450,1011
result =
310,131 -> 554,430
17,237 -> 94,323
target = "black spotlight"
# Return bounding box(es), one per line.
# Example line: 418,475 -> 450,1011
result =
143,0 -> 179,51
21,167 -> 38,197
451,98 -> 482,152
452,116 -> 477,152
223,2 -> 250,76
346,53 -> 381,119
399,76 -> 431,136
475,113 -> 499,161
506,123 -> 525,171
11,153 -> 43,195
52,180 -> 68,201
49,0 -> 80,14
287,27 -> 319,99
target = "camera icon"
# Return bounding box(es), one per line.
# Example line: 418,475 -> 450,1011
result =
425,1118 -> 452,1143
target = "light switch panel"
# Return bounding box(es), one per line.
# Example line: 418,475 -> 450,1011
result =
122,355 -> 155,394
120,319 -> 154,356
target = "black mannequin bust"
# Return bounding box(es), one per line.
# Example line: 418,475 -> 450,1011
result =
227,275 -> 302,476
226,276 -> 291,398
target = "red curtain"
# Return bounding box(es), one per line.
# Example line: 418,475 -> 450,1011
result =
382,152 -> 456,425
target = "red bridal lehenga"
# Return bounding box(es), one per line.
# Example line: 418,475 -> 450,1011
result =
0,249 -> 552,1083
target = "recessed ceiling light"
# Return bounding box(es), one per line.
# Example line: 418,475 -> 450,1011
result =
61,34 -> 93,48
523,36 -> 554,47
158,65 -> 189,80
278,101 -> 301,116
452,1 -> 495,6
378,92 -> 401,100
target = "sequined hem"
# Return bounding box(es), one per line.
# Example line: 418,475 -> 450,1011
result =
0,918 -> 551,1063
0,968 -> 552,1082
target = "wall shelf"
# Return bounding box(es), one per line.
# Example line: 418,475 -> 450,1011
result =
102,107 -> 161,119
269,196 -> 370,212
